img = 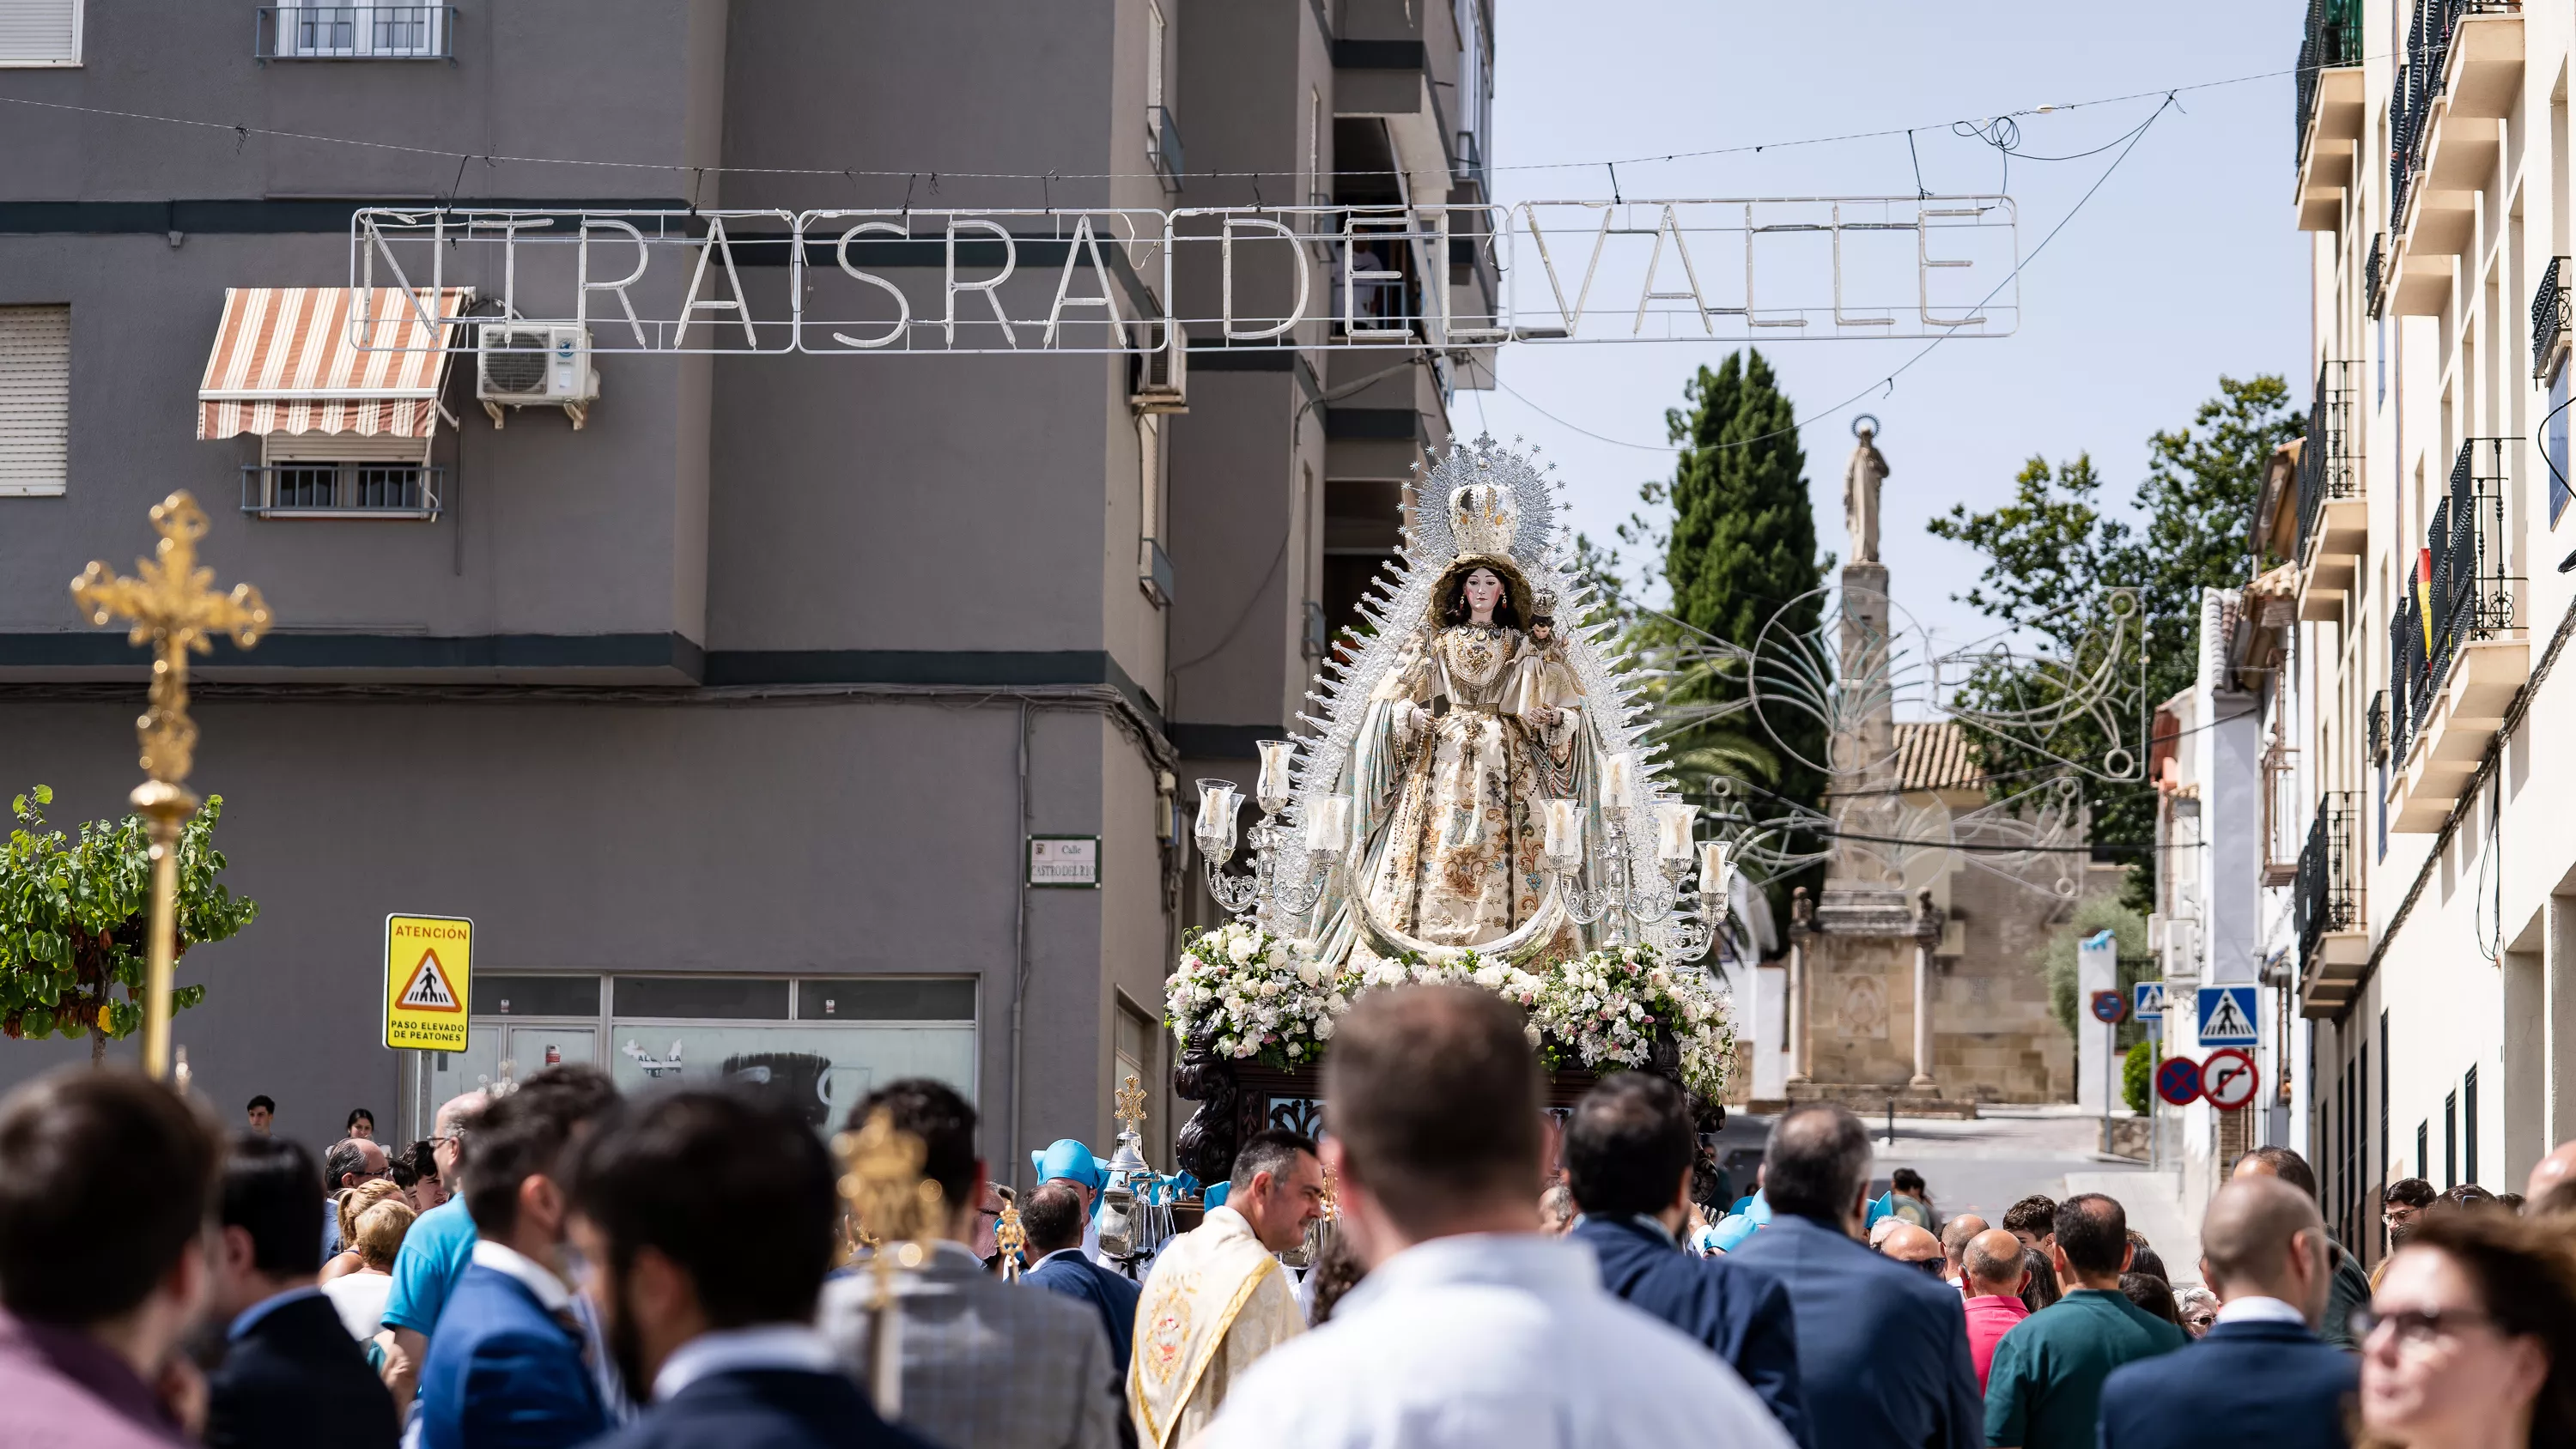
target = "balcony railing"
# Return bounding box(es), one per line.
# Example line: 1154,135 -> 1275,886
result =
2296,360 -> 2360,561
1147,106 -> 1186,192
240,463 -> 440,519
2297,0 -> 2364,168
2366,233 -> 2386,319
2367,689 -> 2389,763
255,6 -> 454,60
2389,1 -> 2522,237
2534,256 -> 2570,380
2296,791 -> 2363,963
2388,438 -> 2518,762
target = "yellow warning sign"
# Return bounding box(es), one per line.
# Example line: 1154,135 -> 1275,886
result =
384,914 -> 473,1051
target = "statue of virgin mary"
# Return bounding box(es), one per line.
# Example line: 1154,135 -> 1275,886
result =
1291,442 -> 1637,967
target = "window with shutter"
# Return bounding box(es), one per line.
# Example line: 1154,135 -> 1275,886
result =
0,0 -> 80,66
0,306 -> 70,496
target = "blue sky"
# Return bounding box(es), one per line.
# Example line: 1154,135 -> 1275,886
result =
1470,0 -> 2312,654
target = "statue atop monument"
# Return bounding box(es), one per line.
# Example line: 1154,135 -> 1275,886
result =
1843,417 -> 1890,565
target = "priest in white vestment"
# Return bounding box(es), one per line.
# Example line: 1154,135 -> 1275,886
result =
1127,1130 -> 1324,1449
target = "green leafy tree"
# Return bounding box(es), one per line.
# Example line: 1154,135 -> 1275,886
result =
1929,375 -> 2302,905
0,785 -> 259,1062
2034,894 -> 2149,1038
2123,1037 -> 2154,1114
1658,352 -> 1828,848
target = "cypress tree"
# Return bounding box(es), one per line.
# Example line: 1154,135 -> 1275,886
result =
1662,350 -> 1828,825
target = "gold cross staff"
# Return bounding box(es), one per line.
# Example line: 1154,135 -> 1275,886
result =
1115,1073 -> 1149,1135
70,491 -> 270,1081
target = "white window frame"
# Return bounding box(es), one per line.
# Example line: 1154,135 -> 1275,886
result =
270,3 -> 447,60
0,0 -> 82,68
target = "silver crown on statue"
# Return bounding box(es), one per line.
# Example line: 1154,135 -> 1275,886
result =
1449,477 -> 1518,560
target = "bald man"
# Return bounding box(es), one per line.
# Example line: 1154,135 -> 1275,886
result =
2095,1178 -> 2359,1449
1938,1215 -> 1988,1288
2229,1146 -> 2371,1349
2526,1139 -> 2576,1216
1959,1229 -> 2030,1391
1877,1222 -> 1943,1272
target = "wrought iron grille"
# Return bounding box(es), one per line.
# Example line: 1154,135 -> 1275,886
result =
2297,0 -> 2364,168
2296,791 -> 2363,963
2390,438 -> 2518,762
1147,106 -> 1186,192
2534,256 -> 2570,380
2366,233 -> 2386,320
2366,689 -> 2389,763
2296,360 -> 2360,561
2390,2 -> 2522,237
255,5 -> 455,60
240,464 -> 440,518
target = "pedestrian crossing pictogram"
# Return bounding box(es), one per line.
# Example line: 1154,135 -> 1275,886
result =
398,951 -> 462,1011
2196,985 -> 2258,1046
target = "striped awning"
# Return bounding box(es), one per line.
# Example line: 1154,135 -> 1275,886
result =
197,287 -> 473,440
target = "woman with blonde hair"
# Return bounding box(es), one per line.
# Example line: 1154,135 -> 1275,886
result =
2358,1206 -> 2576,1447
320,1197 -> 416,1355
319,1178 -> 404,1283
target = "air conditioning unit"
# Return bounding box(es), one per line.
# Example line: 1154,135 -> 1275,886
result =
478,324 -> 598,430
1130,329 -> 1188,415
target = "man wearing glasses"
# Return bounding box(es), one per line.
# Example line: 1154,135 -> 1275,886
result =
2381,1177 -> 2436,1247
380,1090 -> 489,1406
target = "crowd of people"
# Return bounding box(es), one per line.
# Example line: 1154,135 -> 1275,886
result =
2,982 -> 2574,1448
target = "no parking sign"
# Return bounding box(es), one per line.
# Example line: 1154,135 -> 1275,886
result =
2154,1056 -> 2202,1106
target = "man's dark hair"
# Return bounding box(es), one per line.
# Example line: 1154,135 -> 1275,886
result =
2119,1272 -> 2179,1325
404,1140 -> 440,1183
2128,1243 -> 2171,1283
246,1094 -> 274,1115
322,1137 -> 376,1191
2438,1183 -> 2500,1212
1230,1129 -> 1319,1197
516,1064 -> 617,1115
568,1088 -> 837,1329
2233,1145 -> 2318,1200
224,1135 -> 324,1277
2056,1193 -> 2129,1276
847,1078 -> 977,1213
1564,1073 -> 1693,1218
0,1069 -> 221,1325
1321,985 -> 1541,1234
1021,1184 -> 1085,1258
2385,1177 -> 2438,1210
1762,1104 -> 1871,1222
2002,1194 -> 2059,1240
464,1076 -> 619,1238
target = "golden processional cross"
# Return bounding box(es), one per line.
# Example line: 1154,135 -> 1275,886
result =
69,492 -> 270,1081
1115,1073 -> 1149,1137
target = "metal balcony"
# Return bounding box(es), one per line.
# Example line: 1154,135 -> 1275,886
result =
2296,791 -> 2367,1017
2366,689 -> 2389,763
254,6 -> 455,60
2535,256 -> 2570,380
241,463 -> 441,519
2386,439 -> 2529,829
2295,0 -> 2366,230
1147,106 -> 1186,193
2365,233 -> 2386,319
2385,1 -> 2523,307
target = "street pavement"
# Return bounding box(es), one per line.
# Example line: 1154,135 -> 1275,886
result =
1714,1104 -> 2202,1284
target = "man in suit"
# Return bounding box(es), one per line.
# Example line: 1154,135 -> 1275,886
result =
1563,1074 -> 1810,1449
2099,1175 -> 2359,1449
202,1135 -> 396,1449
819,1079 -> 1120,1449
565,1087 -> 931,1449
2230,1147 -> 2374,1349
416,1072 -> 619,1449
1024,1183 -> 1141,1375
1730,1103 -> 1982,1449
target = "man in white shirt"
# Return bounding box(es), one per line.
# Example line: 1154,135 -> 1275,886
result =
2094,1175 -> 2360,1449
1200,985 -> 1795,1449
564,1088 -> 929,1449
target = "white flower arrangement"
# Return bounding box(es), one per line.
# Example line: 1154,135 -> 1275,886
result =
1168,928 -> 1734,1099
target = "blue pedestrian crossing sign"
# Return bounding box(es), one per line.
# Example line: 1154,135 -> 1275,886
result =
2134,980 -> 2167,1018
2196,985 -> 2259,1046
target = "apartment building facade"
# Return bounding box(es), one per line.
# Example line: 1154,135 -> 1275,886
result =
2282,0 -> 2576,1255
0,0 -> 1497,1167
